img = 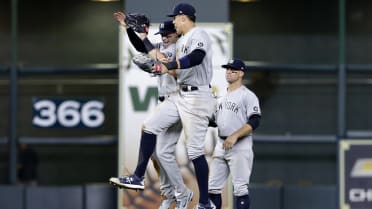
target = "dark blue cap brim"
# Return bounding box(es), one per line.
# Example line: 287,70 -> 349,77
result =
221,64 -> 245,71
154,30 -> 175,35
167,13 -> 196,17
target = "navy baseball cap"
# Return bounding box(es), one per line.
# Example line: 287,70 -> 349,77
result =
167,3 -> 196,17
221,59 -> 246,71
154,20 -> 176,35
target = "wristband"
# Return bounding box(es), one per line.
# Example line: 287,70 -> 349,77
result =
165,61 -> 178,70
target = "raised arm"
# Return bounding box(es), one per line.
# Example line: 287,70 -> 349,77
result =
113,11 -> 147,53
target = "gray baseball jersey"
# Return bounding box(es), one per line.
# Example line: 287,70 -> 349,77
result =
155,42 -> 178,97
209,85 -> 261,197
144,25 -> 216,159
175,27 -> 213,86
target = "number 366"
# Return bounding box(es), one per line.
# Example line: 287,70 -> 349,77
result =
32,99 -> 105,128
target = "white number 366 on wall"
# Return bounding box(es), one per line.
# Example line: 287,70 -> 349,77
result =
32,98 -> 105,128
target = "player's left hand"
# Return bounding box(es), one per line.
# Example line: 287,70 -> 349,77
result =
223,135 -> 238,150
113,11 -> 126,27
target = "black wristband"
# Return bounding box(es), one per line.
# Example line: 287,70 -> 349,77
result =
165,61 -> 178,70
143,38 -> 155,52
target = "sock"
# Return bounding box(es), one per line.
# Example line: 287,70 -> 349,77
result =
192,155 -> 209,205
236,195 -> 250,209
209,193 -> 222,209
134,131 -> 157,178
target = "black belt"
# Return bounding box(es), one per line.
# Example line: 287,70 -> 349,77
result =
220,136 -> 227,140
158,96 -> 165,102
180,85 -> 198,92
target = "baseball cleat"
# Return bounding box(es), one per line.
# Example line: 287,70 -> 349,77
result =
194,200 -> 216,209
109,178 -> 121,188
109,175 -> 145,190
175,190 -> 193,209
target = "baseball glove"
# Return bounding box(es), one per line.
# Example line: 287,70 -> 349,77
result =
125,13 -> 150,33
132,53 -> 162,74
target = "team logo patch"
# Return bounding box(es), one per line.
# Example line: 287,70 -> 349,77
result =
197,42 -> 204,48
253,106 -> 259,112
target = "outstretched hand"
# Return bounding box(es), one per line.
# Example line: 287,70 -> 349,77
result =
113,12 -> 126,27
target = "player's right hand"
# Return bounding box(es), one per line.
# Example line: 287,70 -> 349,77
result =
151,63 -> 169,74
223,135 -> 238,150
158,57 -> 170,63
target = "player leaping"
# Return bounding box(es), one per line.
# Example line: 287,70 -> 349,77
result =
110,12 -> 193,209
110,2 -> 217,209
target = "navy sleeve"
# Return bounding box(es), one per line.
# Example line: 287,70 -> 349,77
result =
179,49 -> 206,68
126,28 -> 147,53
165,49 -> 206,70
247,114 -> 261,130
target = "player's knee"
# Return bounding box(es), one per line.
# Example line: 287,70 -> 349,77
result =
143,126 -> 163,136
208,189 -> 222,194
187,148 -> 204,160
142,121 -> 156,134
233,184 -> 249,197
209,181 -> 224,195
142,121 -> 150,132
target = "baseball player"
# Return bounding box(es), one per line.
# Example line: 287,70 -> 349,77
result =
113,3 -> 217,209
208,59 -> 262,209
110,13 -> 192,209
